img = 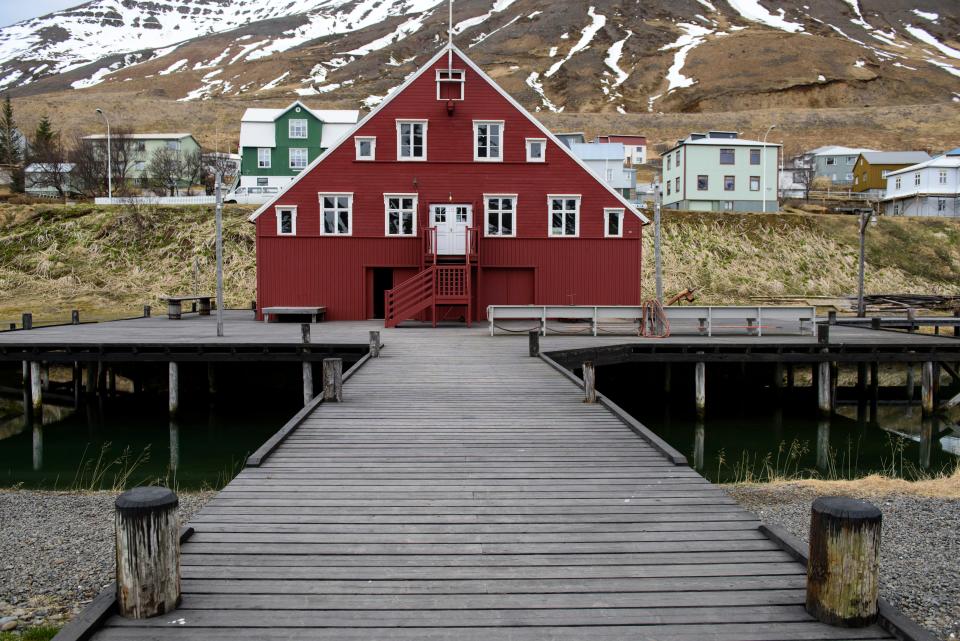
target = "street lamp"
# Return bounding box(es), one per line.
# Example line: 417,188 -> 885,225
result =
95,108 -> 112,199
856,205 -> 879,317
761,124 -> 776,213
653,176 -> 663,304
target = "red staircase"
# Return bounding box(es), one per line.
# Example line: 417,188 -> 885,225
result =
385,227 -> 477,328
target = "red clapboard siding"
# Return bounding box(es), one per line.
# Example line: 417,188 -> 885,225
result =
254,48 -> 643,322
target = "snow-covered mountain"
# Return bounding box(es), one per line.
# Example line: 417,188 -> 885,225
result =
0,0 -> 958,114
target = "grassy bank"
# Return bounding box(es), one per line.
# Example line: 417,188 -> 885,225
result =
1,204 -> 959,322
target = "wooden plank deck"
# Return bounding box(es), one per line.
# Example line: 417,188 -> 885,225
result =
84,325 -> 893,640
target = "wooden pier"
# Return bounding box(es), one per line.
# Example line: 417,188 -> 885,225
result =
4,313 -> 950,640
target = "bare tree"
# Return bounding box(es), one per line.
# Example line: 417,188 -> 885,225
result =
69,133 -> 106,197
793,167 -> 814,201
108,127 -> 137,195
181,149 -> 205,196
147,147 -> 184,196
202,152 -> 238,195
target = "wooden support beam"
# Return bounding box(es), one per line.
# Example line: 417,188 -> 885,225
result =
806,497 -> 881,627
115,487 -> 181,619
787,363 -> 795,388
22,361 -> 32,420
302,362 -> 314,406
108,367 -> 117,397
695,358 -> 705,420
207,363 -> 217,398
73,362 -> 81,408
322,358 -> 343,402
817,358 -> 831,418
582,361 -> 596,404
168,362 -> 179,419
85,362 -> 96,395
905,360 -> 915,402
922,361 -> 934,418
369,331 -> 381,358
30,361 -> 42,417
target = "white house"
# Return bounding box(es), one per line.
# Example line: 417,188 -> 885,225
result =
882,151 -> 960,217
593,135 -> 647,166
568,142 -> 637,200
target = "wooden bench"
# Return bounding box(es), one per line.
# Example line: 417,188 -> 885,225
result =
163,295 -> 213,320
262,306 -> 327,323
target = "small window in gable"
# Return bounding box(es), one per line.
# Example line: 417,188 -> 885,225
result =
526,138 -> 546,162
275,206 -> 297,236
604,208 -> 624,238
355,136 -> 376,161
289,118 -> 308,139
436,69 -> 465,100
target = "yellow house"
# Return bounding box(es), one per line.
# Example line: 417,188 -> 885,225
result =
852,151 -> 931,194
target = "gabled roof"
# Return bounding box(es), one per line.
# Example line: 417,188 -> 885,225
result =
570,142 -> 626,161
83,133 -> 195,141
241,100 -> 359,124
860,151 -> 931,165
248,46 -> 648,225
806,145 -> 875,156
885,154 -> 960,177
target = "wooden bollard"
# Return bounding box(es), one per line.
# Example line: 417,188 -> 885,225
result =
143,305 -> 151,318
323,358 -> 343,402
806,496 -> 881,627
302,324 -> 314,405
817,323 -> 830,345
871,317 -> 881,331
301,323 -> 311,344
528,330 -> 539,357
582,361 -> 596,403
22,312 -> 32,330
369,330 -> 381,358
71,310 -> 80,325
115,486 -> 181,618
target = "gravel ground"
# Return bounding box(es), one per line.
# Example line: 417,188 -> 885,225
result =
727,484 -> 960,641
0,489 -> 212,633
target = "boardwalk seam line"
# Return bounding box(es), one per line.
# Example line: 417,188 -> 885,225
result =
758,523 -> 937,641
538,352 -> 687,465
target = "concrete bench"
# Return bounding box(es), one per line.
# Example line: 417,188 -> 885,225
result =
262,306 -> 327,323
163,295 -> 213,320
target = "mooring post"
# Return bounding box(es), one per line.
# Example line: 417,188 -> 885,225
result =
906,307 -> 916,333
114,486 -> 181,619
817,356 -> 831,418
29,361 -> 42,417
871,317 -> 881,331
21,312 -> 32,330
921,361 -> 934,418
302,324 -> 313,405
582,361 -> 596,404
143,305 -> 151,318
71,309 -> 80,325
369,331 -> 381,358
528,330 -> 539,357
695,356 -> 706,420
323,358 -> 343,402
806,497 -> 881,627
168,362 -> 179,419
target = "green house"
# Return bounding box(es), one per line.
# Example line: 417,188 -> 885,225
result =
238,101 -> 358,191
82,133 -> 201,184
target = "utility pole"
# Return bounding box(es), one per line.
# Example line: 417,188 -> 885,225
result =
95,108 -> 112,200
654,176 -> 663,304
215,171 -> 224,337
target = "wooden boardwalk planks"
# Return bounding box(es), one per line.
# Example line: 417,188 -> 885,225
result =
89,325 -> 893,641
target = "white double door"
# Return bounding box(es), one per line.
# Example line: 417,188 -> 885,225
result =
431,204 -> 472,255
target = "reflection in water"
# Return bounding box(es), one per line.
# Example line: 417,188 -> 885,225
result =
919,419 -> 933,470
169,421 -> 180,473
32,425 -> 43,471
816,420 -> 830,472
693,421 -> 705,471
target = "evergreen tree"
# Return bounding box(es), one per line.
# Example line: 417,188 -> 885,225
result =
0,95 -> 20,166
31,115 -> 58,163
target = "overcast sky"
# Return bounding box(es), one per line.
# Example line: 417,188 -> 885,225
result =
1,1 -> 81,27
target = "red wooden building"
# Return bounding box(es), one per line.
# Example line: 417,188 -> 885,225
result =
250,45 -> 648,326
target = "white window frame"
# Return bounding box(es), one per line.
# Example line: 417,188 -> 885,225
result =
914,172 -> 921,186
895,177 -> 901,190
483,193 -> 518,237
289,148 -> 308,170
526,138 -> 546,163
473,120 -> 504,162
355,136 -> 376,161
547,194 -> 581,238
319,193 -> 353,236
288,118 -> 308,139
826,157 -> 836,166
939,170 -> 948,185
938,199 -> 946,212
275,206 -> 297,236
396,120 -> 427,161
604,208 -> 624,238
257,147 -> 271,169
384,193 -> 418,237
435,69 -> 465,100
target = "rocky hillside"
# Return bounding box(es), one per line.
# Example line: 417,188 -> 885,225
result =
1,0 -> 958,118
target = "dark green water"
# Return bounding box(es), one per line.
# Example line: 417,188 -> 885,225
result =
0,396 -> 293,490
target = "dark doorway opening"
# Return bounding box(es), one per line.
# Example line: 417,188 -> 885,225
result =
371,268 -> 393,319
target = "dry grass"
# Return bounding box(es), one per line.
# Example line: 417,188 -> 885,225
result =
729,464 -> 960,499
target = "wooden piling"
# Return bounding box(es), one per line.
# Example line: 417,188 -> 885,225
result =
817,358 -> 831,418
30,361 -> 42,417
528,330 -> 539,357
369,331 -> 381,358
169,421 -> 179,473
114,487 -> 181,619
582,361 -> 596,404
168,362 -> 179,418
71,310 -> 80,325
32,424 -> 43,471
919,419 -> 933,470
693,420 -> 704,471
806,497 -> 881,627
921,361 -> 934,418
786,363 -> 795,389
21,312 -> 32,330
302,362 -> 314,405
695,358 -> 705,420
323,358 -> 343,402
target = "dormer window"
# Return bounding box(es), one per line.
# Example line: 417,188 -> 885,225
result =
289,119 -> 308,139
355,136 -> 376,161
436,69 -> 465,100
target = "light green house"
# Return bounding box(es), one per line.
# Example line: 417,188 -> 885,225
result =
238,101 -> 358,191
661,131 -> 781,212
82,133 -> 201,183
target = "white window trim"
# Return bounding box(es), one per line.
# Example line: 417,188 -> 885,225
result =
473,120 -> 505,162
289,148 -> 308,170
355,136 -> 376,161
275,206 -> 297,236
396,120 -> 428,161
526,138 -> 546,163
435,69 -> 465,101
383,193 -> 418,237
604,208 -> 624,238
547,194 -> 581,238
318,193 -> 354,236
288,118 -> 308,139
483,193 -> 518,237
257,147 -> 271,169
